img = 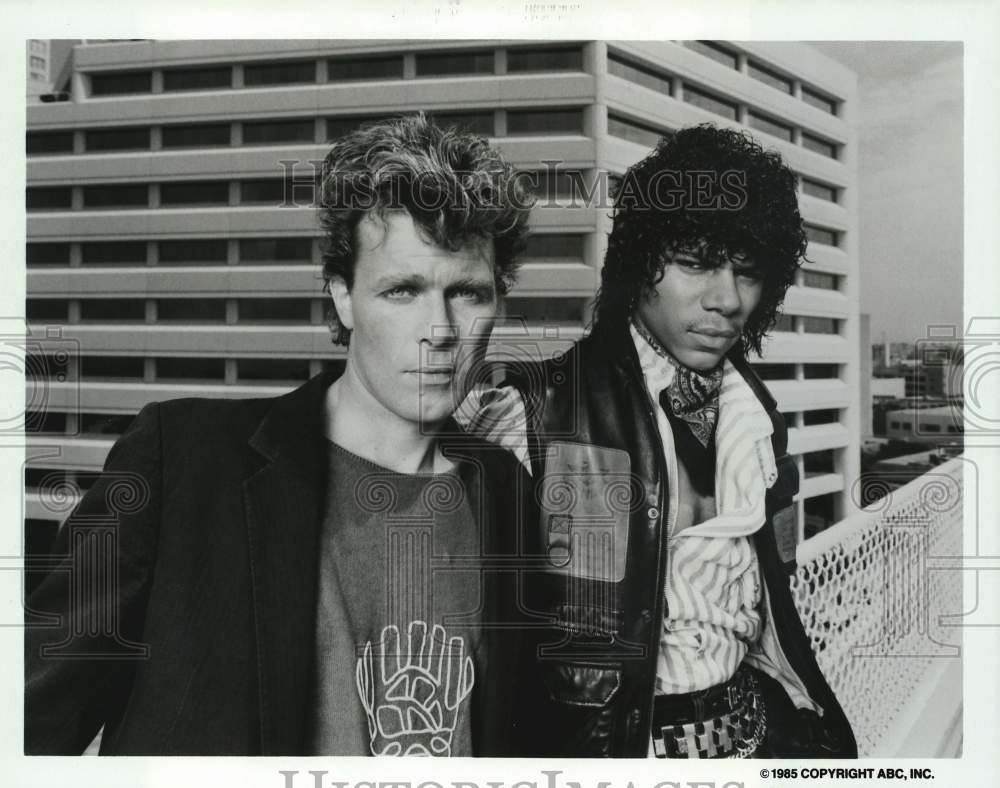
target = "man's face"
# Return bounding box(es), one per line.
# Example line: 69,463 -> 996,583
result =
636,247 -> 763,372
330,211 -> 498,428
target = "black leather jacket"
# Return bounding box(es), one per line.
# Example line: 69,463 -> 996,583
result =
509,325 -> 857,757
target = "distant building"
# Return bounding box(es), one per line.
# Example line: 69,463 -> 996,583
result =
885,405 -> 963,443
872,395 -> 955,437
869,377 -> 906,435
871,341 -> 915,372
874,339 -> 964,399
877,363 -> 932,398
26,39 -> 51,96
872,377 -> 905,398
27,39 -> 78,102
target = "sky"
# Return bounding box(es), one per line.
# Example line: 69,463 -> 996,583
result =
810,42 -> 964,346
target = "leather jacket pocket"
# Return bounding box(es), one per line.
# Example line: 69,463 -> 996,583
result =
543,662 -> 621,707
538,662 -> 621,756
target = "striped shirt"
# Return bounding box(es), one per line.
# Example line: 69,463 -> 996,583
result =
630,323 -> 771,694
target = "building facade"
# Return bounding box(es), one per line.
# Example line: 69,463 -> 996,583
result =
26,39 -> 52,97
25,39 -> 859,550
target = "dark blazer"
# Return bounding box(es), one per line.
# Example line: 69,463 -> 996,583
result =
24,371 -> 528,755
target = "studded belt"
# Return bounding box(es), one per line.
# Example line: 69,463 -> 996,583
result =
650,667 -> 767,758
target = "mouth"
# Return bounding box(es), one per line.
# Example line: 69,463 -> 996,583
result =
690,327 -> 738,340
410,368 -> 456,383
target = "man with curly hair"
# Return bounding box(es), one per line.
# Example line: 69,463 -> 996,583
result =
25,115 -> 534,756
465,124 -> 856,758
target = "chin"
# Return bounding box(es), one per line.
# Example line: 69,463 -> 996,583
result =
680,349 -> 726,372
416,396 -> 457,426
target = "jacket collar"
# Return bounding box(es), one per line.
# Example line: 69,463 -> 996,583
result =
590,319 -> 777,412
247,369 -> 339,478
243,369 -> 338,754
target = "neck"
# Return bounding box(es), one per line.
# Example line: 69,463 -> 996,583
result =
323,366 -> 447,475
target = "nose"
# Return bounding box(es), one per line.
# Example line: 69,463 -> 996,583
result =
421,291 -> 458,347
701,266 -> 741,315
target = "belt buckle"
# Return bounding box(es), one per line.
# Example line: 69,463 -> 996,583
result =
727,668 -> 754,709
726,681 -> 744,710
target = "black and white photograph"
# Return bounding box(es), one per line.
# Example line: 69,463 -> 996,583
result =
5,2 -> 1000,786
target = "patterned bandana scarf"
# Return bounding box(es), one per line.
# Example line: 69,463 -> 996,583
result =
632,317 -> 723,448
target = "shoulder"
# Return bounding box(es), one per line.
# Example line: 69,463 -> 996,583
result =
154,394 -> 275,436
107,392 -> 283,474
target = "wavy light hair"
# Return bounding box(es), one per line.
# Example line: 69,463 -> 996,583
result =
318,113 -> 534,345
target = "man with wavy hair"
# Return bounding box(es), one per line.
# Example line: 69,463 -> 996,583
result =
467,124 -> 857,758
25,115 -> 534,756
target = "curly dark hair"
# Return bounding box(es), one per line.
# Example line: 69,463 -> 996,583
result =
593,124 -> 807,356
318,113 -> 534,345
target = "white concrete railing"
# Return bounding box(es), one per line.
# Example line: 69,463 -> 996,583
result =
792,456 -> 965,757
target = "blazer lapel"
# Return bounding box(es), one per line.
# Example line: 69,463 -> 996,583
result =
243,372 -> 336,754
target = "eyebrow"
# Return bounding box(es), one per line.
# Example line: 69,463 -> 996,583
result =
731,257 -> 761,272
446,275 -> 496,292
372,273 -> 428,290
671,250 -> 760,270
371,274 -> 496,291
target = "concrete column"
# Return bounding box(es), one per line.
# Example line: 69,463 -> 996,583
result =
71,72 -> 86,102
65,410 -> 79,436
310,297 -> 325,326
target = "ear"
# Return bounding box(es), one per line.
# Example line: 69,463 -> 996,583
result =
329,276 -> 354,332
